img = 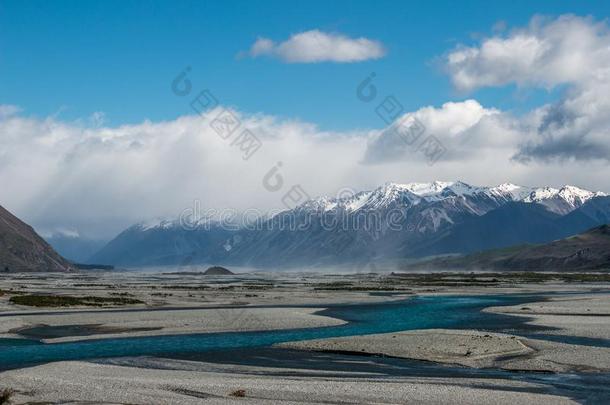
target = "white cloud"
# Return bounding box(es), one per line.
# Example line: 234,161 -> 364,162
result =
445,15 -> 610,162
2,102 -> 608,240
247,30 -> 386,63
249,37 -> 274,57
0,107 -> 366,238
364,100 -> 512,163
446,15 -> 610,91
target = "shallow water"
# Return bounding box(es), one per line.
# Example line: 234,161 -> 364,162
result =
0,294 -> 541,369
1,294 -> 610,403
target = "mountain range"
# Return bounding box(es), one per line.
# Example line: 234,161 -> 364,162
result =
88,181 -> 610,268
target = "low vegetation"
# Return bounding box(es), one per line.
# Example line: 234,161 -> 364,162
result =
0,388 -> 14,405
230,389 -> 246,398
9,294 -> 144,307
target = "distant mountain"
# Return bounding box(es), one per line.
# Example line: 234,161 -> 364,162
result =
89,219 -> 232,266
0,204 -> 74,272
91,181 -> 608,267
45,233 -> 107,263
407,224 -> 610,271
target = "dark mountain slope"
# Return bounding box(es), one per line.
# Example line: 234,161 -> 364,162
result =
0,204 -> 74,272
416,202 -> 563,256
408,225 -> 610,271
557,196 -> 610,235
419,197 -> 610,257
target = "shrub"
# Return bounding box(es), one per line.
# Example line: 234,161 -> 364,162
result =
230,389 -> 246,398
0,388 -> 14,405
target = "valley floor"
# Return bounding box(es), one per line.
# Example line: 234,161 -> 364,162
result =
1,269 -> 610,404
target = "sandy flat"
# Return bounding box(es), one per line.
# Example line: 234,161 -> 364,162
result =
502,338 -> 610,372
279,329 -> 533,368
1,307 -> 346,343
1,360 -> 576,405
486,293 -> 610,339
279,328 -> 610,373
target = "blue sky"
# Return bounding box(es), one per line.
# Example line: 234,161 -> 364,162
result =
2,1 -> 610,238
2,0 -> 608,130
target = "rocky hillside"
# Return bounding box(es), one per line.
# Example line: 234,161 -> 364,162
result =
0,204 -> 74,272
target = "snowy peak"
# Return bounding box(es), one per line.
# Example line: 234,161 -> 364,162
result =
399,181 -> 455,197
131,182 -> 606,233
338,181 -> 472,212
134,215 -> 220,231
135,218 -> 177,231
557,185 -> 606,206
521,185 -> 606,215
293,181 -> 605,216
396,180 -> 482,199
488,183 -> 534,201
523,187 -> 560,203
361,181 -> 481,205
299,196 -> 338,212
299,183 -> 421,213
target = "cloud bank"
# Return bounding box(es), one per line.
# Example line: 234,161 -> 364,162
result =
247,30 -> 386,63
445,15 -> 610,162
2,99 -> 608,240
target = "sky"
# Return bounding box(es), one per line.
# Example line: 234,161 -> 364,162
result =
1,0 -> 610,239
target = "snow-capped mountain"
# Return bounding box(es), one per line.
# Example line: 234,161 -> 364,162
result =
487,183 -> 534,201
117,181 -> 605,234
90,181 -> 609,267
523,185 -> 607,215
217,181 -> 608,265
292,181 -> 509,236
295,181 -> 604,215
287,181 -> 604,234
303,181 -> 503,213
